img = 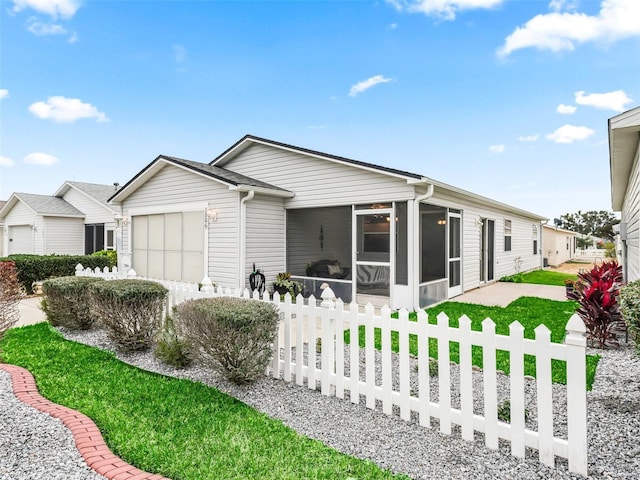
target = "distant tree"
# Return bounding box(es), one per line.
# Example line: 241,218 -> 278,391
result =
576,236 -> 593,249
558,210 -> 620,241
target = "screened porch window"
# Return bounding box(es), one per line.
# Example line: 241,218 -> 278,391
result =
286,206 -> 352,279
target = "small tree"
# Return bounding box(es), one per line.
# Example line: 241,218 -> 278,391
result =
568,260 -> 625,348
0,261 -> 25,337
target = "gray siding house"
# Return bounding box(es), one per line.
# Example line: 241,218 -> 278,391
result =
111,135 -> 546,309
609,105 -> 640,282
0,182 -> 120,257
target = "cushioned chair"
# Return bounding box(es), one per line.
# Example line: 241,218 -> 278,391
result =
306,259 -> 350,279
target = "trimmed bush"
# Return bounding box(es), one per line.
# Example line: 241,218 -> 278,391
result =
90,280 -> 168,351
155,316 -> 192,369
0,254 -> 111,294
41,276 -> 104,330
620,280 -> 640,354
0,260 -> 24,337
175,297 -> 280,384
91,249 -> 117,267
568,260 -> 625,348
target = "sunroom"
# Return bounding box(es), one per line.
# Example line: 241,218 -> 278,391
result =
286,200 -> 462,309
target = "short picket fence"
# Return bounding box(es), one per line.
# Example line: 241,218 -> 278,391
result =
76,265 -> 588,475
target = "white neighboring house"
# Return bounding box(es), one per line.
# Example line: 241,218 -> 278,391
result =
0,182 -> 121,257
110,135 -> 547,309
54,181 -> 121,254
542,225 -> 577,267
0,200 -> 5,256
609,105 -> 640,282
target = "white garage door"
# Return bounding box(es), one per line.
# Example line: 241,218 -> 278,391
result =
132,212 -> 204,283
8,225 -> 34,255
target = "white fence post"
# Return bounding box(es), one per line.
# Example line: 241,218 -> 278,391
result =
535,324 -> 554,467
565,314 -> 588,476
75,264 -> 84,276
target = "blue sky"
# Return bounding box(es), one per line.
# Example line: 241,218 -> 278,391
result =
1,0 -> 638,220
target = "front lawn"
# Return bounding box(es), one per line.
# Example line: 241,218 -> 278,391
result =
518,269 -> 578,286
0,323 -> 405,480
344,297 -> 599,390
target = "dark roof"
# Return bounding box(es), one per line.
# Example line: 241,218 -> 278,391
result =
210,134 -> 425,180
109,154 -> 290,203
15,193 -> 84,216
163,155 -> 289,191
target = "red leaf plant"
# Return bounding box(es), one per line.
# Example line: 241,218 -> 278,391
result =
568,260 -> 625,348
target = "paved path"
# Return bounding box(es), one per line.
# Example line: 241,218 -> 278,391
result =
16,296 -> 47,327
449,282 -> 567,307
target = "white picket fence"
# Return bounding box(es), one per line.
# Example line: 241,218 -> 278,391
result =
76,265 -> 588,475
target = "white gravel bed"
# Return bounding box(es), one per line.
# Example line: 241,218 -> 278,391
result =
4,326 -> 640,479
0,371 -> 107,480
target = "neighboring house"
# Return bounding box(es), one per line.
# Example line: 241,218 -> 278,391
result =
542,225 -> 577,267
0,200 -> 5,256
54,181 -> 121,254
110,135 -> 546,309
0,182 -> 121,257
609,105 -> 640,282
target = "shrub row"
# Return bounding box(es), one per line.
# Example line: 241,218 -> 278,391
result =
41,277 -> 280,383
620,280 -> 640,354
1,254 -> 112,294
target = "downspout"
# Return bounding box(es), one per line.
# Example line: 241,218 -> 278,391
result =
413,183 -> 435,311
239,190 -> 255,289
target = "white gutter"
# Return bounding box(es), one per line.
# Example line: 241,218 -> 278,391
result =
239,190 -> 255,289
413,183 -> 435,311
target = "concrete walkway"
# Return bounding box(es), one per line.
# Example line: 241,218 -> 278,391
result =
449,282 -> 567,307
16,297 -> 47,327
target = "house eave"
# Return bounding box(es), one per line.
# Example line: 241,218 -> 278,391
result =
609,106 -> 640,211
231,184 -> 295,198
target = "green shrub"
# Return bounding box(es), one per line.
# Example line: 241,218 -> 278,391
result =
90,279 -> 167,351
0,254 -> 111,294
175,297 -> 280,384
497,399 -> 530,423
41,276 -> 104,330
0,260 -> 24,337
620,280 -> 640,354
155,316 -> 192,369
91,249 -> 117,267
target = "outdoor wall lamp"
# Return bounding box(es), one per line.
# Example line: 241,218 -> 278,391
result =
206,208 -> 217,222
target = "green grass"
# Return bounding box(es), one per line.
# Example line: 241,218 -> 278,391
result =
518,269 -> 578,286
344,297 -> 599,390
0,323 -> 406,480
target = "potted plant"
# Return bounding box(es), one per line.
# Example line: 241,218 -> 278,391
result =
273,272 -> 303,297
564,278 -> 576,296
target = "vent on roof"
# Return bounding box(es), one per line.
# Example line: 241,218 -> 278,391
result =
113,182 -> 120,190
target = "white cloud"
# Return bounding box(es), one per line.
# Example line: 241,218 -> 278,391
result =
498,0 -> 640,58
549,0 -> 579,12
349,75 -> 393,97
173,44 -> 187,63
546,124 -> 595,143
0,89 -> 8,100
12,0 -> 80,19
24,152 -> 59,166
387,0 -> 503,21
0,156 -> 15,167
308,125 -> 327,130
489,144 -> 505,153
518,134 -> 540,142
574,89 -> 633,112
28,96 -> 108,123
390,22 -> 398,29
27,19 -> 67,36
556,103 -> 577,114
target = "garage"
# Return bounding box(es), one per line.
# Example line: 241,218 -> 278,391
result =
8,225 -> 34,255
132,212 -> 204,283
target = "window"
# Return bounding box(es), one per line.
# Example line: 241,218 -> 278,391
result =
106,229 -> 115,250
533,239 -> 538,255
504,219 -> 512,252
566,236 -> 570,250
84,224 -> 105,254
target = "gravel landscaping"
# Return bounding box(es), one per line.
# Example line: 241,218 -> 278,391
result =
2,326 -> 640,479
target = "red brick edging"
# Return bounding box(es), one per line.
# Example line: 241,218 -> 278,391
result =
0,364 -> 170,480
